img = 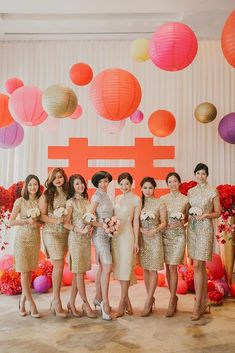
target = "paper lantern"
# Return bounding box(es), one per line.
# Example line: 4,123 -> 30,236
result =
89,68 -> 142,121
130,39 -> 150,62
230,283 -> 235,297
148,110 -> 176,137
218,113 -> 235,144
9,86 -> 47,126
206,253 -> 224,280
130,110 -> 144,124
100,116 -> 126,134
86,264 -> 99,282
221,10 -> 235,68
69,62 -> 93,86
194,102 -> 217,123
62,263 -> 73,285
0,254 -> 14,271
68,104 -> 83,119
42,84 -> 77,118
176,279 -> 188,294
157,273 -> 165,287
0,121 -> 24,149
5,77 -> 24,94
33,275 -> 50,293
149,22 -> 198,71
0,94 -> 14,128
134,265 -> 144,277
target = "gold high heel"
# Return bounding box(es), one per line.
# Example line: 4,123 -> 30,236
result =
82,302 -> 97,318
50,299 -> 67,318
140,297 -> 155,317
200,302 -> 211,315
67,302 -> 82,317
29,305 -> 41,318
165,296 -> 178,318
191,303 -> 201,321
18,299 -> 27,317
125,298 -> 133,316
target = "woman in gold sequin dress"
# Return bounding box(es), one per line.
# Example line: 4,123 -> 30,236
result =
64,174 -> 96,318
39,168 -> 69,317
139,177 -> 166,316
9,175 -> 42,318
160,172 -> 188,317
187,163 -> 221,320
112,173 -> 142,318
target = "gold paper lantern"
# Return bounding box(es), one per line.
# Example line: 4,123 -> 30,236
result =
130,39 -> 150,62
194,102 -> 217,123
42,85 -> 77,118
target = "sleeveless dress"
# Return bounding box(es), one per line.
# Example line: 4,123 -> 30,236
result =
66,197 -> 91,273
12,197 -> 40,272
42,190 -> 69,260
91,190 -> 113,265
112,192 -> 141,281
187,183 -> 218,261
160,192 -> 188,265
139,197 -> 164,271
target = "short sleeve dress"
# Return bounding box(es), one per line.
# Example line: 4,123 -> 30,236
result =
13,197 -> 41,272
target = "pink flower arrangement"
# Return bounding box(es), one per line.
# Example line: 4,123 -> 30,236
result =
103,216 -> 120,238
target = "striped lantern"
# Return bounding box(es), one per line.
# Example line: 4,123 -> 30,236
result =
149,22 -> 198,71
0,121 -> 24,148
221,10 -> 235,68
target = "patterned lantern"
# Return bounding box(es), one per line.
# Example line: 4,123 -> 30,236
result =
69,63 -> 93,86
42,85 -> 77,118
9,86 -> 48,126
221,10 -> 235,68
148,110 -> 176,137
0,121 -> 24,148
0,94 -> 14,128
89,68 -> 142,121
5,77 -> 24,94
149,22 -> 198,71
194,102 -> 217,123
130,39 -> 150,62
218,113 -> 235,144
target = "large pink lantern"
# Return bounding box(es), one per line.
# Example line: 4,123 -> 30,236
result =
149,22 -> 198,71
0,121 -> 24,148
9,86 -> 48,126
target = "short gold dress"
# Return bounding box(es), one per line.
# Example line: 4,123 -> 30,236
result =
42,191 -> 69,260
13,197 -> 40,272
160,192 -> 188,265
187,183 -> 218,261
139,197 -> 164,271
66,197 -> 91,273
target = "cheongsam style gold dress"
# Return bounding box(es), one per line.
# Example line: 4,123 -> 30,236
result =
13,197 -> 40,272
42,190 -> 69,260
139,197 -> 165,271
160,192 -> 188,265
112,192 -> 141,282
187,183 -> 218,261
66,197 -> 91,273
91,190 -> 113,265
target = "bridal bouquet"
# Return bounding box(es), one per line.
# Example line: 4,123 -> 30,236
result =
53,207 -> 68,231
83,212 -> 96,224
189,207 -> 203,217
26,207 -> 40,219
169,212 -> 184,221
140,211 -> 156,230
103,216 -> 120,238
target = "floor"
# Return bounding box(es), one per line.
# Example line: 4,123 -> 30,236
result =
0,280 -> 234,353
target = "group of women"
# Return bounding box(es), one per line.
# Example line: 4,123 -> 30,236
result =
9,163 -> 221,322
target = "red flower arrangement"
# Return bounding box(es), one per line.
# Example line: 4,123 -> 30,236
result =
208,290 -> 224,305
179,181 -> 197,196
7,181 -> 24,211
216,184 -> 235,244
0,267 -> 22,295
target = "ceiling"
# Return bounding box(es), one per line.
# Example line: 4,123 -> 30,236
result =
0,0 -> 234,40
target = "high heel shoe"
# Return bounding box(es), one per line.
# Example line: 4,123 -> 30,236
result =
18,299 -> 27,317
140,297 -> 155,317
29,305 -> 41,318
67,302 -> 82,317
93,298 -> 101,310
200,302 -> 211,315
82,302 -> 97,318
191,303 -> 201,321
125,298 -> 133,316
100,301 -> 112,321
165,296 -> 178,318
50,299 -> 67,318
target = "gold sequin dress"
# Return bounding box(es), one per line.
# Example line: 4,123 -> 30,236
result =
42,190 -> 69,260
66,197 -> 91,273
139,197 -> 165,271
160,192 -> 188,265
187,183 -> 218,261
13,197 -> 40,272
112,192 -> 141,282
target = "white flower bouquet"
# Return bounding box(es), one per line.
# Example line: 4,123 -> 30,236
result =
189,207 -> 203,216
140,211 -> 156,230
26,207 -> 40,219
169,212 -> 184,221
103,216 -> 120,238
53,207 -> 68,231
83,212 -> 96,224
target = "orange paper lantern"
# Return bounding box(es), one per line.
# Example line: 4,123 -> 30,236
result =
89,68 -> 142,121
0,94 -> 14,128
221,10 -> 235,68
148,110 -> 176,137
69,62 -> 93,86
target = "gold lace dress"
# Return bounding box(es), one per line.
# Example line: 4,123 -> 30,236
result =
187,184 -> 218,261
160,192 -> 188,265
139,197 -> 165,271
42,191 -> 69,260
66,197 -> 91,273
12,197 -> 40,272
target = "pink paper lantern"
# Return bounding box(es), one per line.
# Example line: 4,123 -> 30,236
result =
33,275 -> 51,293
130,110 -> 144,124
0,121 -> 24,149
68,104 -> 83,119
9,86 -> 48,126
149,22 -> 198,71
5,77 -> 24,95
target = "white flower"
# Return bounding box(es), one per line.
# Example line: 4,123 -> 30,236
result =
26,207 -> 40,218
189,207 -> 203,216
169,212 -> 184,221
83,212 -> 96,223
53,207 -> 68,218
140,211 -> 155,221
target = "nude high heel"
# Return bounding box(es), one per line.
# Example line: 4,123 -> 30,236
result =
18,299 -> 27,317
50,299 -> 67,318
165,296 -> 178,318
100,301 -> 112,321
67,302 -> 82,317
93,298 -> 101,310
140,297 -> 155,317
29,305 -> 41,318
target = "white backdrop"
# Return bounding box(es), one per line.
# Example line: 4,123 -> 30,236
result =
0,39 -> 234,189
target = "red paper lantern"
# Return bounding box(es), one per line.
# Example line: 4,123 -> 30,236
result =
89,68 -> 142,121
134,265 -> 144,277
148,109 -> 176,137
0,94 -> 14,128
157,273 -> 165,287
176,279 -> 188,294
149,22 -> 198,71
221,10 -> 235,68
5,77 -> 24,94
206,253 -> 224,280
62,264 -> 73,285
69,62 -> 93,86
230,283 -> 235,297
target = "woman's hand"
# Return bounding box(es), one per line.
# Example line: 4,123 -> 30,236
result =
196,213 -> 208,221
133,243 -> 139,254
56,216 -> 64,225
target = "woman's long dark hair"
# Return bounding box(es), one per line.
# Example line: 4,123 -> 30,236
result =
67,174 -> 88,200
44,168 -> 68,210
22,174 -> 41,200
140,177 -> 157,208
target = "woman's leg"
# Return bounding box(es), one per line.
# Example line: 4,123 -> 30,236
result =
68,275 -> 78,311
141,270 -> 157,315
143,269 -> 150,293
76,273 -> 96,317
166,265 -> 178,317
94,264 -> 102,303
51,259 -> 65,313
21,271 -> 38,314
116,280 -> 130,314
166,265 -> 171,292
100,262 -> 112,314
192,260 -> 204,318
201,262 -> 209,311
